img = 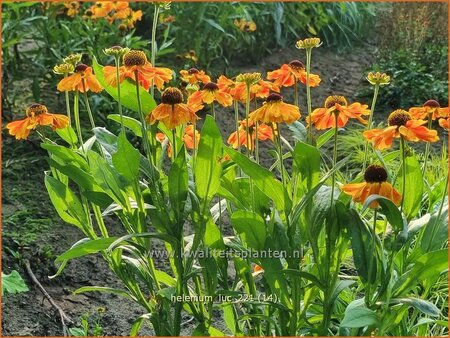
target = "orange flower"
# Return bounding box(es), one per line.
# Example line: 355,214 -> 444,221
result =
156,125 -> 200,158
249,93 -> 300,124
307,96 -> 370,130
363,109 -> 439,150
409,100 -> 449,120
439,117 -> 449,130
57,63 -> 103,93
219,76 -> 279,102
227,120 -> 273,151
103,50 -> 172,91
180,68 -> 211,85
188,82 -> 233,107
6,104 -> 69,140
183,124 -> 200,150
341,165 -> 402,208
90,1 -> 114,18
253,264 -> 263,273
147,87 -> 199,129
267,60 -> 321,88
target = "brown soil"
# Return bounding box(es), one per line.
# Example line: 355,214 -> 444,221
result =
2,45 -> 374,336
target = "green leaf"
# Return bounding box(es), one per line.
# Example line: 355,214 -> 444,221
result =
130,314 -> 151,337
393,249 -> 448,296
391,298 -> 441,317
55,237 -> 119,263
73,286 -> 133,299
169,146 -> 188,221
317,128 -> 336,148
2,270 -> 28,296
420,203 -> 448,253
345,209 -> 377,283
231,210 -> 266,251
195,116 -> 223,204
93,57 -> 156,114
108,114 -> 143,137
363,195 -> 404,232
398,154 -> 423,219
41,143 -> 89,171
112,132 -> 140,183
293,141 -> 320,191
341,300 -> 379,328
225,147 -> 289,212
56,126 -> 78,146
45,175 -> 88,229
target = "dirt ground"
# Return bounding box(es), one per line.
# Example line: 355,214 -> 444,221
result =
2,45 -> 375,336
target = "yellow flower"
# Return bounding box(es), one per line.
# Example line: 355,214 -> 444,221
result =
249,93 -> 300,124
295,37 -> 321,49
366,72 -> 390,86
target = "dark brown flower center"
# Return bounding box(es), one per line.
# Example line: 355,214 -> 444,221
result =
74,63 -> 88,72
110,45 -> 123,50
161,87 -> 183,105
188,68 -> 199,74
123,50 -> 147,67
26,103 -> 48,117
289,60 -> 304,70
85,9 -> 93,16
423,99 -> 440,108
266,93 -> 283,102
203,82 -> 219,91
388,109 -> 411,127
324,95 -> 347,109
364,164 -> 388,183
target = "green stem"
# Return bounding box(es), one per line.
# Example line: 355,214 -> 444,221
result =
73,91 -> 85,154
211,101 -> 216,119
63,76 -> 75,148
245,84 -> 251,158
400,136 -> 407,211
305,48 -> 313,144
150,4 -> 160,98
172,127 -> 177,161
114,55 -> 125,134
422,115 -> 433,175
362,84 -> 380,172
81,79 -> 95,130
134,71 -> 152,162
234,100 -> 241,153
330,113 -> 339,204
276,124 -> 285,186
293,80 -> 299,108
365,208 -> 378,307
255,121 -> 260,164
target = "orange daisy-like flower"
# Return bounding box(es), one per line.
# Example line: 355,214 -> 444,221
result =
363,109 -> 439,150
409,99 -> 449,121
90,1 -> 114,18
267,60 -> 321,88
341,164 -> 402,208
103,50 -> 172,91
6,104 -> 69,140
180,68 -> 211,85
156,124 -> 200,158
188,82 -> 233,107
227,120 -> 273,151
249,93 -> 300,124
307,95 -> 370,130
439,117 -> 449,130
183,124 -> 200,150
57,63 -> 103,93
147,87 -> 199,129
